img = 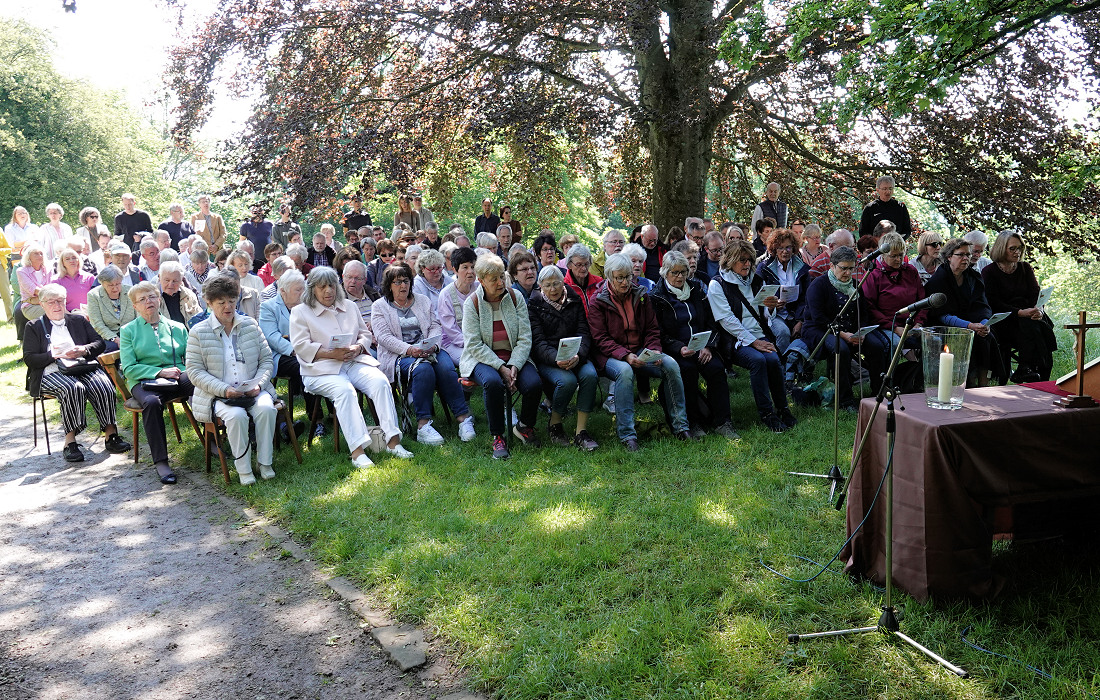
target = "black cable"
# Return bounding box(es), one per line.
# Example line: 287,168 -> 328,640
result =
960,626 -> 1100,699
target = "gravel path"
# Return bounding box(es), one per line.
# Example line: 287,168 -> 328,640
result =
0,412 -> 471,700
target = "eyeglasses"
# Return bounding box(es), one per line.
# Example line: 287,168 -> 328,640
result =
42,298 -> 66,307
928,241 -> 943,248
516,265 -> 536,274
1007,245 -> 1023,253
423,266 -> 442,273
667,269 -> 688,277
777,245 -> 794,252
835,265 -> 856,272
950,252 -> 970,258
392,278 -> 411,285
87,214 -> 99,220
136,294 -> 159,304
610,274 -> 632,283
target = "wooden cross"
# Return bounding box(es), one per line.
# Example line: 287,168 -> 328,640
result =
1055,311 -> 1100,408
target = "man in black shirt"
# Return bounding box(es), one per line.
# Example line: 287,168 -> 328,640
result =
859,176 -> 911,240
473,198 -> 500,235
342,195 -> 372,236
114,193 -> 154,252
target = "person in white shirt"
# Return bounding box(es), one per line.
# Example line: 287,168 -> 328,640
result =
39,203 -> 73,261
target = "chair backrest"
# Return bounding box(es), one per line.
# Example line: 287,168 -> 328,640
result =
97,350 -> 132,401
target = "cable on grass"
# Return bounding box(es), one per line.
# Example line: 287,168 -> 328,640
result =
960,626 -> 1099,700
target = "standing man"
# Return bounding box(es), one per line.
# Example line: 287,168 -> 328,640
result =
638,224 -> 664,282
750,182 -> 788,233
240,205 -> 273,271
341,195 -> 372,237
859,176 -> 911,240
158,203 -> 194,251
413,195 -> 435,230
271,203 -> 302,249
473,198 -> 500,235
114,193 -> 154,252
190,195 -> 227,250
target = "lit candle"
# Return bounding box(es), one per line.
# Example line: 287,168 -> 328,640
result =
938,347 -> 954,403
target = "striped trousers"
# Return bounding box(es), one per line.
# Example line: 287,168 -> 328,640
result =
38,368 -> 118,436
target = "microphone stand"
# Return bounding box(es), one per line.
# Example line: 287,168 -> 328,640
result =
787,259 -> 875,500
787,312 -> 968,677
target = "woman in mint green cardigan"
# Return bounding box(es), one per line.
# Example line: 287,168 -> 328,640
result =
120,281 -> 193,484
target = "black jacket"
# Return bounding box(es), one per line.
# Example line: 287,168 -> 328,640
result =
925,265 -> 993,325
528,287 -> 591,366
650,278 -> 718,356
23,314 -> 106,397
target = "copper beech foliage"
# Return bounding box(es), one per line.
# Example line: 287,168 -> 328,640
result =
167,0 -> 1100,252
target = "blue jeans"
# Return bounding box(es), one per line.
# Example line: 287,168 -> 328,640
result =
470,361 -> 542,436
537,360 -> 598,416
729,343 -> 789,417
397,352 -> 470,420
821,329 -> 890,402
603,354 -> 689,441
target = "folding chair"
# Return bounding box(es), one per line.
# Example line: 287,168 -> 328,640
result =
205,398 -> 302,484
31,390 -> 58,455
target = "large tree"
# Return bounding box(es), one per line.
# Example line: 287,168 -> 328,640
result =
169,0 -> 1100,249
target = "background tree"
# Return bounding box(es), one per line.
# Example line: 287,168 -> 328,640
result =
168,0 -> 1100,251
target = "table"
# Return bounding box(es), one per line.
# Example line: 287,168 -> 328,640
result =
841,385 -> 1100,600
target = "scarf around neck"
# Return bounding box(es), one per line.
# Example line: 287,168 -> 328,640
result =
663,277 -> 691,301
828,269 -> 856,296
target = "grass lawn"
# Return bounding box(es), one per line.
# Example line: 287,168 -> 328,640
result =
4,319 -> 1099,699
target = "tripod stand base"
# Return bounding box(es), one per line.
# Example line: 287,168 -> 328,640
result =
788,464 -> 846,500
788,607 -> 968,678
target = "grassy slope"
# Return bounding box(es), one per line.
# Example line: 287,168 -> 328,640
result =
3,320 -> 1098,699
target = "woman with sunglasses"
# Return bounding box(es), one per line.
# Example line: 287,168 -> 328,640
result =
911,232 -> 944,285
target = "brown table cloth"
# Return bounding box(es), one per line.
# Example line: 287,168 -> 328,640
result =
842,385 -> 1100,600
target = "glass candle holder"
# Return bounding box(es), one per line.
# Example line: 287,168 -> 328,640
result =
921,326 -> 975,409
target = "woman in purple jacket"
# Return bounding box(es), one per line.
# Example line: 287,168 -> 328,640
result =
861,232 -> 927,352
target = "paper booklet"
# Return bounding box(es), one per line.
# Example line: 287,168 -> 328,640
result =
779,285 -> 800,303
637,348 -> 662,364
418,334 -> 442,352
852,325 -> 881,339
556,336 -> 582,362
686,331 -> 712,352
1036,285 -> 1054,309
328,332 -> 355,349
985,312 -> 1012,327
749,285 -> 780,305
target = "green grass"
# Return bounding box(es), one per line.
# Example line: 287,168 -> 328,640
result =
3,319 -> 1099,699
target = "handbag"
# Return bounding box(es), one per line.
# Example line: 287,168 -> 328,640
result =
57,357 -> 99,376
222,394 -> 257,409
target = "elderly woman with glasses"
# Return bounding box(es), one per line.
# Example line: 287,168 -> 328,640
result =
756,227 -> 810,351
23,283 -> 130,462
620,243 -> 656,292
962,229 -> 991,273
186,274 -> 278,485
508,250 -> 538,302
803,246 -> 891,409
708,240 -> 796,433
460,254 -> 543,459
981,230 -> 1056,382
290,266 -> 412,468
911,231 -> 944,285
86,265 -> 136,352
121,281 -> 194,484
158,261 -> 203,326
528,265 -> 600,451
372,263 -> 475,446
562,243 -> 602,313
411,248 -> 450,307
17,242 -> 54,324
862,232 -> 927,350
260,268 -> 322,441
589,253 -> 692,451
926,238 -> 1007,386
651,250 -> 737,439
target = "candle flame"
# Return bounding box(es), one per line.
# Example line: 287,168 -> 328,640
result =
943,345 -> 949,353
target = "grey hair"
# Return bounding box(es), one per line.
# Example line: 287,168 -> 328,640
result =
660,250 -> 689,277
159,249 -> 180,264
96,264 -> 123,284
271,255 -> 296,278
126,281 -> 158,304
405,244 -> 423,257
277,268 -> 305,291
473,253 -> 505,280
237,239 -> 255,253
190,249 -> 210,265
879,232 -> 907,256
425,221 -> 439,232
621,242 -> 647,261
565,243 -> 592,266
285,243 -> 307,261
159,261 -> 184,279
417,248 -> 444,274
495,224 -> 512,237
829,246 -> 858,265
603,253 -> 633,279
154,230 -> 171,242
962,229 -> 988,248
227,249 -> 253,268
45,202 -> 64,217
826,229 -> 854,247
876,175 -> 895,187
304,266 -> 345,307
803,223 -> 822,238
139,238 -> 159,254
476,232 -> 498,249
508,242 -> 527,259
537,264 -> 564,285
671,240 -> 699,256
37,283 -> 67,304
343,259 -> 367,276
192,239 -> 210,252
602,228 -> 626,244
21,242 -> 46,262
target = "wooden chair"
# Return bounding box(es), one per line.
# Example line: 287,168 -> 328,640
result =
97,351 -> 201,464
205,398 -> 303,484
306,388 -> 381,454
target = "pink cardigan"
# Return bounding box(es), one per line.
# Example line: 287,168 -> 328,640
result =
288,298 -> 379,377
370,294 -> 441,381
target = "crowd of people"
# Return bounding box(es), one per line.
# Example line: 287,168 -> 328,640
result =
6,180 -> 1057,478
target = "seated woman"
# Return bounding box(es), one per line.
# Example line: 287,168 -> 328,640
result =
460,254 -> 543,459
651,251 -> 737,438
158,261 -> 203,326
411,248 -> 450,308
332,245 -> 362,281
508,250 -> 538,302
589,253 -> 692,450
54,248 -> 96,312
621,243 -> 656,292
438,246 -> 479,365
910,231 -> 944,285
528,265 -> 600,451
186,274 -> 278,485
256,242 -> 285,286
372,263 -> 475,445
531,233 -> 559,272
981,230 -> 1056,382
861,232 -> 927,351
120,281 -> 194,484
228,250 -> 265,294
17,243 -> 54,323
708,240 -> 796,433
87,265 -> 137,352
926,239 -> 1006,386
803,246 -> 891,409
23,283 -> 130,462
756,227 -> 811,352
562,243 -> 603,313
366,239 -> 397,292
289,266 -> 411,467
259,269 -> 323,440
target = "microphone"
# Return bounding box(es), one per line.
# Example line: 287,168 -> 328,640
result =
896,293 -> 946,316
858,241 -> 890,265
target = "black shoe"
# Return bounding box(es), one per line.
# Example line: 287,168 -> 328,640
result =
155,461 -> 176,484
512,424 -> 541,447
676,430 -> 698,442
491,435 -> 510,459
1011,366 -> 1041,384
279,421 -> 291,443
104,434 -> 131,454
777,407 -> 798,429
621,438 -> 640,452
313,423 -> 327,438
63,442 -> 84,462
292,420 -> 306,438
760,413 -> 787,433
573,430 -> 599,451
548,423 -> 570,447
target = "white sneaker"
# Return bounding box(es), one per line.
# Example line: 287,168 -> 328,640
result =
602,395 -> 616,413
258,464 -> 276,480
352,453 -> 374,469
416,421 -> 445,446
387,443 -> 414,459
458,416 -> 476,442
238,469 -> 256,486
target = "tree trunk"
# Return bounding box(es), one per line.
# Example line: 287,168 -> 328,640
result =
647,120 -> 714,237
